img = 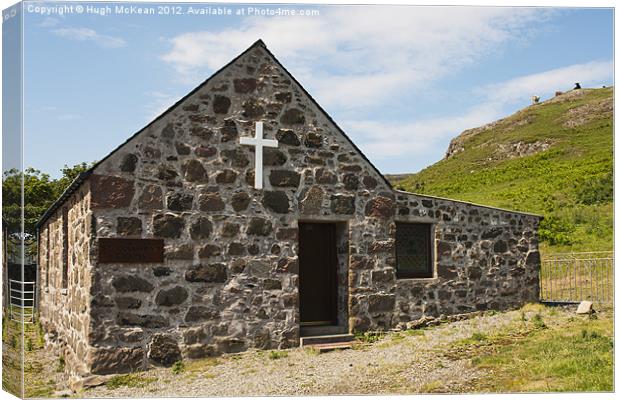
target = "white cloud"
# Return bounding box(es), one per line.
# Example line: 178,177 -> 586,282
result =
52,27 -> 126,48
343,103 -> 500,158
345,60 -> 613,159
480,60 -> 613,105
161,7 -> 552,109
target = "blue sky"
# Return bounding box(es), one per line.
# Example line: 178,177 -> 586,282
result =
14,3 -> 614,177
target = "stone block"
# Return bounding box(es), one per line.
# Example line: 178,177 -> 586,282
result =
576,301 -> 594,314
148,334 -> 181,367
269,170 -> 301,188
117,217 -> 142,236
330,194 -> 355,215
185,264 -> 227,283
153,213 -> 185,238
155,286 -> 189,306
89,346 -> 144,375
112,275 -> 154,293
246,217 -> 273,236
364,196 -> 395,219
263,191 -> 290,213
91,175 -> 134,209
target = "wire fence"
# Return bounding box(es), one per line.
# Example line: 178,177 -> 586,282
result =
540,251 -> 613,304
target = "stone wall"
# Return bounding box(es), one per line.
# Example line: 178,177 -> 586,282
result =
38,181 -> 93,376
349,191 -> 540,331
83,42 -> 394,373
37,41 -> 541,377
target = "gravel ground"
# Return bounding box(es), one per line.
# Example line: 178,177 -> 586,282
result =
84,305 -> 573,397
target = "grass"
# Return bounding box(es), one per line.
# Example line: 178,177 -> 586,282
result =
105,374 -> 157,389
268,350 -> 288,360
393,87 -> 613,254
355,331 -> 386,344
451,306 -> 614,392
171,360 -> 185,374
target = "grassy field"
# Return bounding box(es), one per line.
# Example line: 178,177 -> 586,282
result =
392,88 -> 613,254
457,304 -> 614,392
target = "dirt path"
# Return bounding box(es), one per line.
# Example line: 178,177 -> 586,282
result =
83,305 -> 578,397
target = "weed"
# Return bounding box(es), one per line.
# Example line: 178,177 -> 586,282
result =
106,374 -> 157,389
303,347 -> 320,355
420,380 -> 443,393
171,360 -> 185,374
268,350 -> 288,360
531,314 -> 547,330
56,356 -> 65,373
355,331 -> 385,344
581,329 -> 602,340
26,338 -> 33,352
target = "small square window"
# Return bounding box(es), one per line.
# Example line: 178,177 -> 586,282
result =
396,223 -> 433,279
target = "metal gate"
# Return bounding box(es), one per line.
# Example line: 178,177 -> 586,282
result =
9,279 -> 36,323
540,251 -> 614,303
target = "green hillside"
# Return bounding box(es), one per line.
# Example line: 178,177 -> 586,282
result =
393,87 -> 613,254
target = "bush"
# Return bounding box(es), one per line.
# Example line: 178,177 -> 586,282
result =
539,215 -> 574,245
576,172 -> 613,205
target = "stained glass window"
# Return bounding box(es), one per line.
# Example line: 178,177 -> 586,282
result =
396,223 -> 433,278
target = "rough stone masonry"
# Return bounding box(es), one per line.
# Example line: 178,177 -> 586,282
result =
36,40 -> 541,379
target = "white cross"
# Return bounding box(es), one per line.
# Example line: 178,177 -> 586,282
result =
240,121 -> 278,189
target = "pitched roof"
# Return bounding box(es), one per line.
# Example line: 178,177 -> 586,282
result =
36,39 -> 392,229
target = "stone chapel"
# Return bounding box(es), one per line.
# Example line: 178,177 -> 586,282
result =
36,40 -> 542,377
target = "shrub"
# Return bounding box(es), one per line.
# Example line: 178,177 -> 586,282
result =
538,215 -> 574,245
576,172 -> 613,205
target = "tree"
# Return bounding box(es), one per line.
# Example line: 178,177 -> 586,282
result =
2,162 -> 94,238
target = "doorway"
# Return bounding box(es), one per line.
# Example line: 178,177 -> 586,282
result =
298,222 -> 339,326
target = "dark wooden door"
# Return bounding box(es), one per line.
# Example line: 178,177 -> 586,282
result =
299,222 -> 338,326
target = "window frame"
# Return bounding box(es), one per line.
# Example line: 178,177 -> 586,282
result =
395,222 -> 435,279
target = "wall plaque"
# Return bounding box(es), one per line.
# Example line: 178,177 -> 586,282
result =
98,238 -> 164,263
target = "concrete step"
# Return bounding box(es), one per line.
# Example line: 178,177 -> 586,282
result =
300,333 -> 355,347
309,341 -> 356,353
